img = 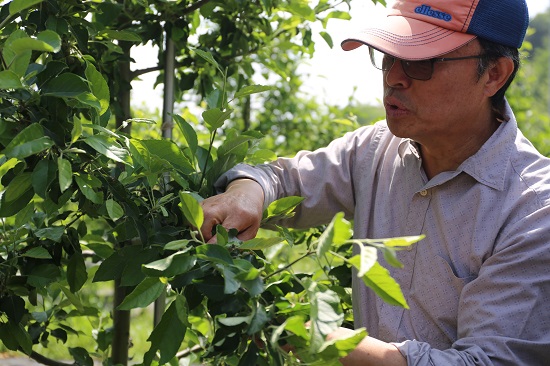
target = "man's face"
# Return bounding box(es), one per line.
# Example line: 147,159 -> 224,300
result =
382,40 -> 490,147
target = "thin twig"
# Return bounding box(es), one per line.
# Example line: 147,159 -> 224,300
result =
29,351 -> 74,366
264,251 -> 314,280
176,344 -> 204,358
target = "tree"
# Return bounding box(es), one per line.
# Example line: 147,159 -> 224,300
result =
0,0 -> 417,365
510,10 -> 550,157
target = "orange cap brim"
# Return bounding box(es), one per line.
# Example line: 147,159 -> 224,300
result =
341,15 -> 477,60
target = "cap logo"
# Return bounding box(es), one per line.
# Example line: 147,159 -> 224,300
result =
414,4 -> 452,22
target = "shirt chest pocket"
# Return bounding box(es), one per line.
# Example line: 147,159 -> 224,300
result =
406,254 -> 476,349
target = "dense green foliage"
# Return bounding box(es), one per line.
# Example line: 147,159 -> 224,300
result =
1,0 -> 548,365
0,0 -> 413,365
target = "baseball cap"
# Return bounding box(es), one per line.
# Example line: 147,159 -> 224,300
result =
341,0 -> 529,60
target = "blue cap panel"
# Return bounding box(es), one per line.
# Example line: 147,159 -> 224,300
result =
467,0 -> 529,48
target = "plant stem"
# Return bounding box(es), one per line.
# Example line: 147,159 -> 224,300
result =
264,251 -> 314,280
198,129 -> 217,191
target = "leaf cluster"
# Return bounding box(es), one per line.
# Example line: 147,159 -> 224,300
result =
0,0 -> 408,365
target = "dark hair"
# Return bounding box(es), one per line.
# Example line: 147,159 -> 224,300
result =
476,37 -> 521,110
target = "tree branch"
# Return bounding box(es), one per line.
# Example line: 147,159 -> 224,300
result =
182,0 -> 211,15
177,344 -> 204,359
30,351 -> 74,366
131,65 -> 164,79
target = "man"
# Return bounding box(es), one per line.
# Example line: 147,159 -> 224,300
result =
200,0 -> 550,364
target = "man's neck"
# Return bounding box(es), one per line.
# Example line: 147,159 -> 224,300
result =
419,115 -> 501,180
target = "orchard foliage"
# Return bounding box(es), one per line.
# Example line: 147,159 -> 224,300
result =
0,0 -> 440,365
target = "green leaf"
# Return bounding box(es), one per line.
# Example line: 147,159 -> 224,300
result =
0,172 -> 34,217
381,235 -> 424,248
71,117 -> 83,144
2,124 -> 54,159
84,243 -> 114,259
23,247 -> 52,259
37,30 -> 61,52
34,226 -> 65,242
317,212 -> 352,257
173,114 -> 198,156
222,265 -> 241,294
75,175 -> 103,204
85,61 -> 110,114
84,135 -> 130,165
139,139 -> 194,173
241,276 -> 264,297
348,244 -> 378,277
106,199 -> 124,221
10,37 -> 53,53
217,134 -> 257,158
68,348 -> 93,366
75,92 -> 101,110
0,158 -> 20,188
0,323 -> 20,351
234,85 -> 276,99
32,311 -> 48,323
164,239 -> 191,251
194,48 -> 222,74
286,0 -> 315,21
124,118 -> 156,125
178,191 -> 204,232
27,264 -> 60,287
57,284 -> 85,313
92,251 -> 125,282
0,70 -> 23,89
361,262 -> 409,309
117,277 -> 166,310
142,253 -> 196,277
233,259 -> 261,281
3,30 -> 31,77
67,254 -> 88,293
196,244 -> 233,265
6,323 -> 32,355
218,315 -> 251,327
318,328 -> 367,360
101,30 -> 142,42
263,196 -> 305,221
41,73 -> 89,97
238,237 -> 284,250
58,157 -> 73,193
319,31 -> 333,48
4,136 -> 53,159
9,0 -> 43,15
309,286 -> 343,353
144,295 -> 187,365
284,316 -> 309,338
247,304 -> 270,335
202,108 -> 233,131
321,10 -> 352,28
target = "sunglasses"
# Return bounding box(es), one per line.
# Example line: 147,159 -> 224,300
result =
369,47 -> 487,81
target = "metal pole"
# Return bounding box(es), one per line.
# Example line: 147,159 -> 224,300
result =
153,34 -> 176,327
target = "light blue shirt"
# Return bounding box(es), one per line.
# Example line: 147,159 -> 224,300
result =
216,102 -> 550,365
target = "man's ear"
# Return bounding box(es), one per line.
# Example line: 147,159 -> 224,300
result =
484,57 -> 515,98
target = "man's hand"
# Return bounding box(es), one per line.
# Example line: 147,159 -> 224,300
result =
200,179 -> 265,243
327,328 -> 406,366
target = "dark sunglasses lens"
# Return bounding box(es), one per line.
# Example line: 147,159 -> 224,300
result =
402,60 -> 433,80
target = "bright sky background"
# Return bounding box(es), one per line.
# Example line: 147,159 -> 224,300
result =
132,0 -> 548,110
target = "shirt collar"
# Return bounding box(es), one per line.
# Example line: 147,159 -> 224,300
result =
396,100 -> 517,191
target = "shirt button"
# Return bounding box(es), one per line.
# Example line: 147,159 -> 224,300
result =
419,189 -> 428,196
